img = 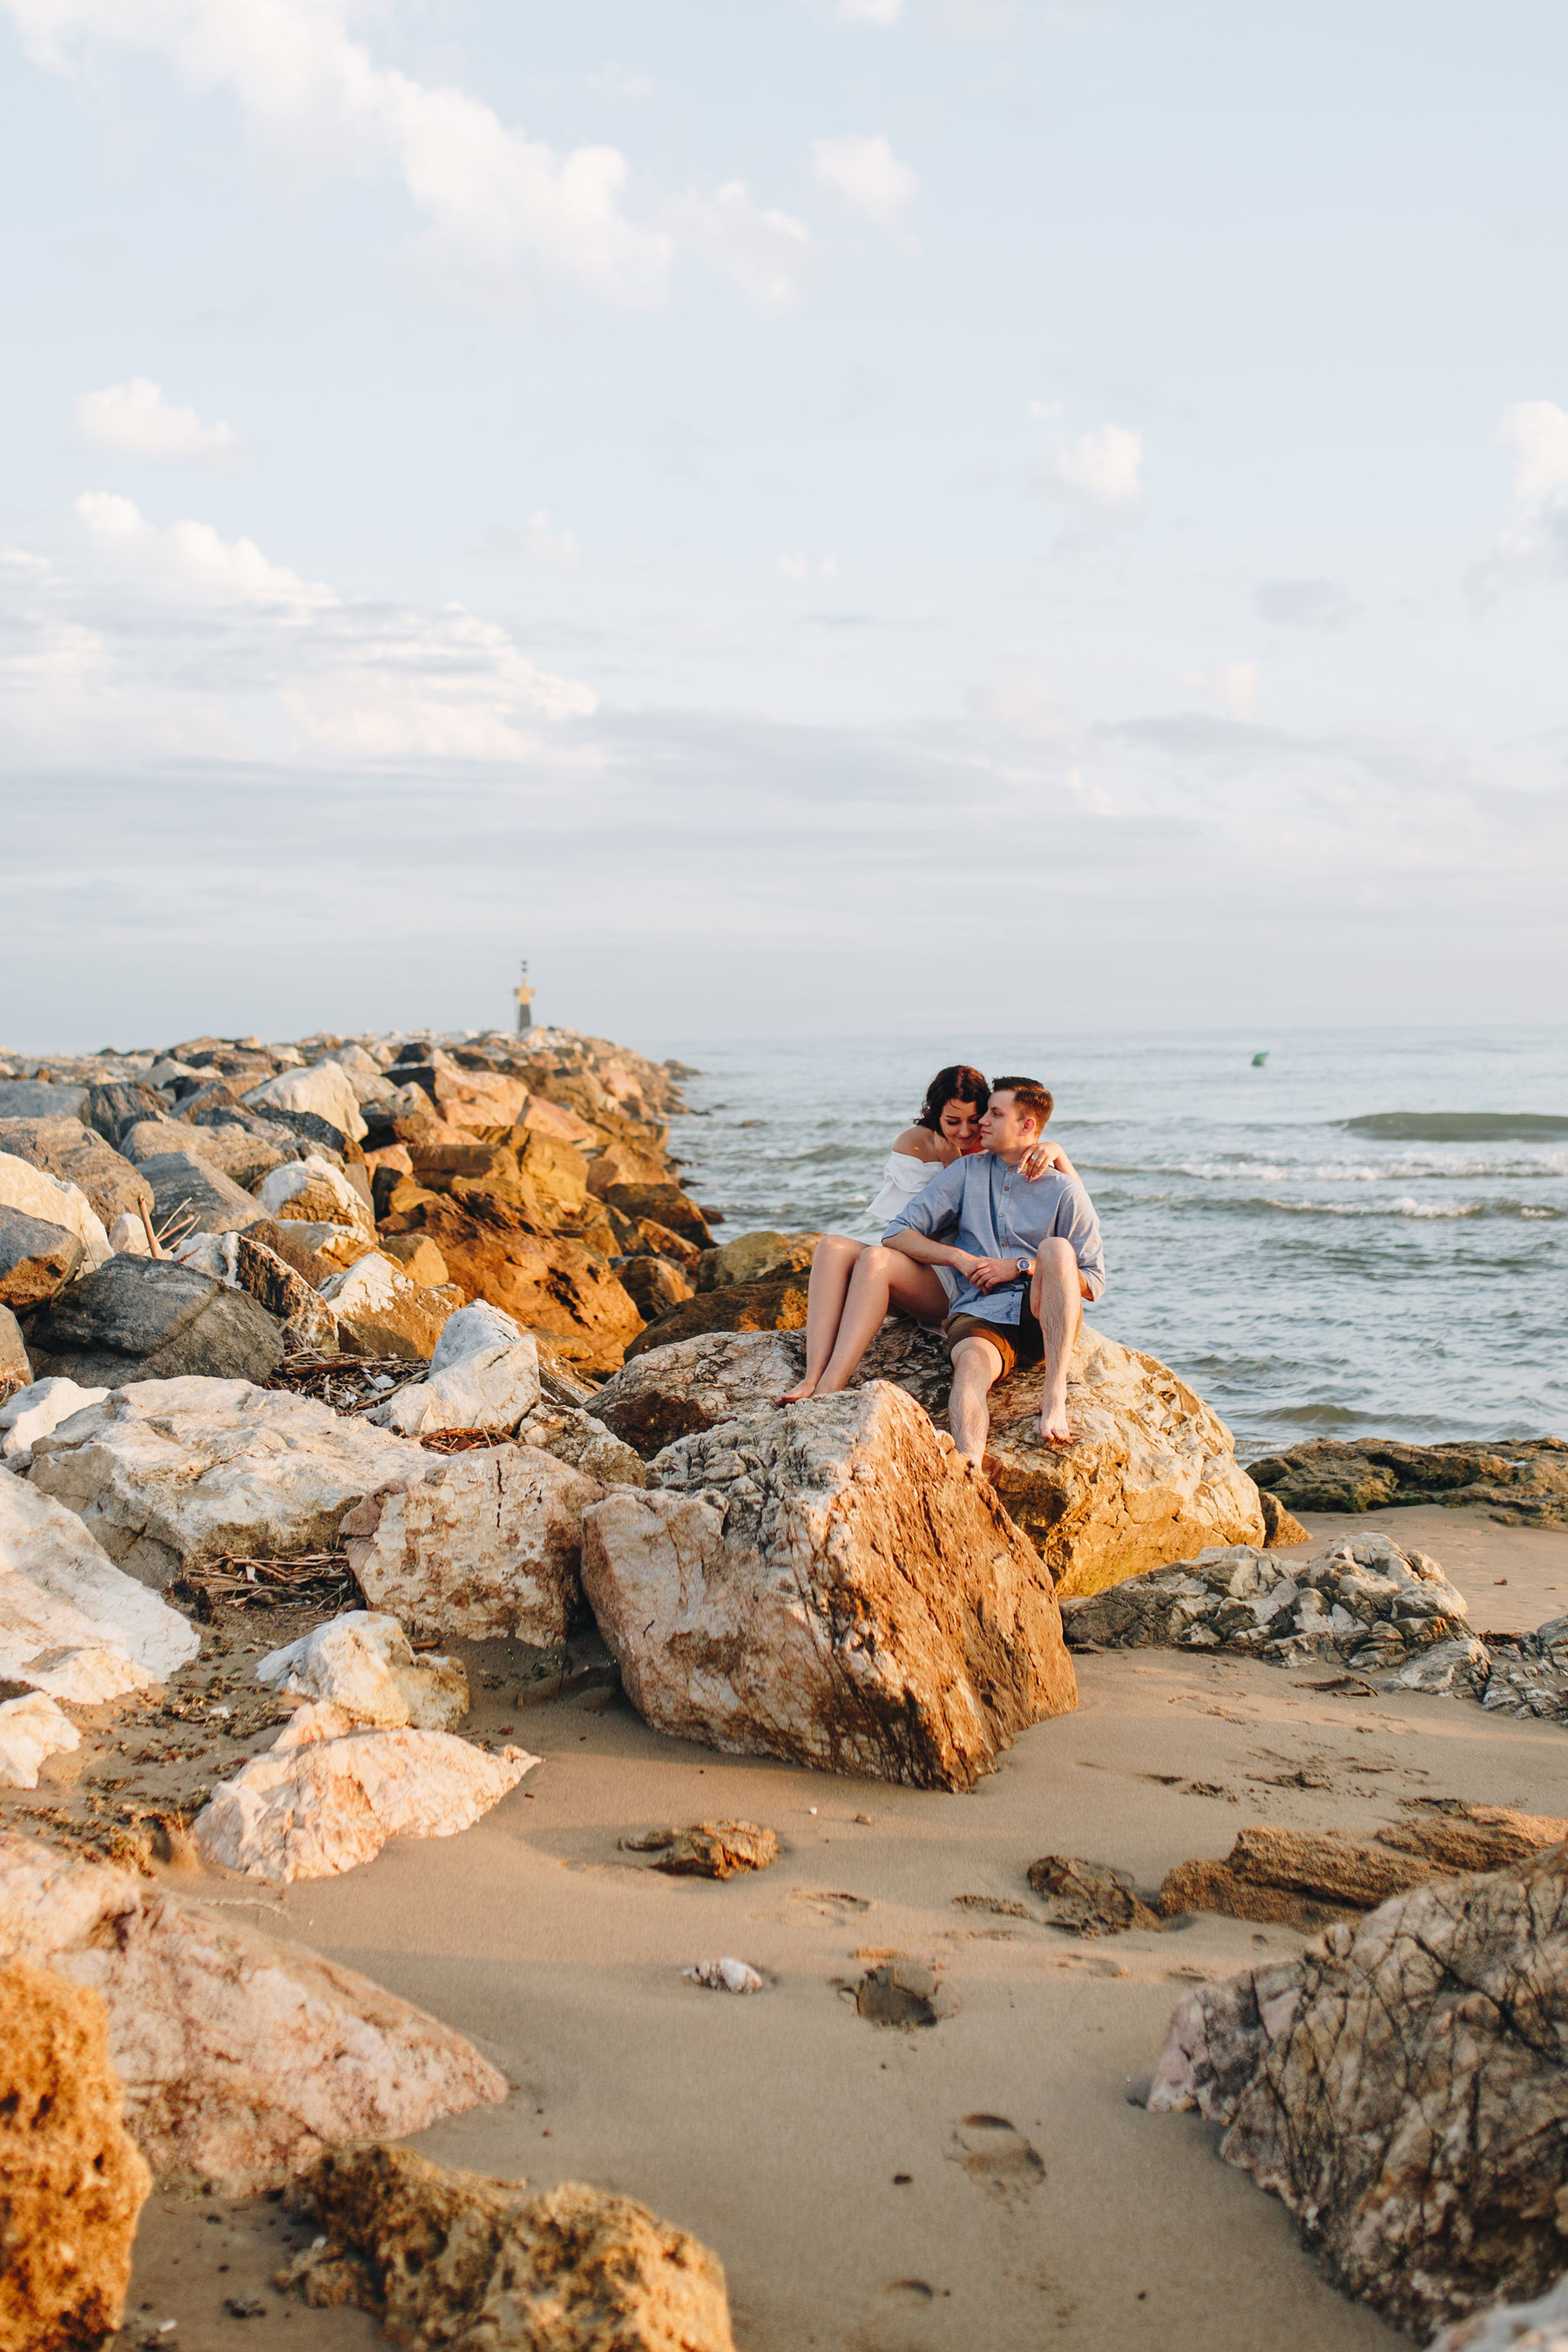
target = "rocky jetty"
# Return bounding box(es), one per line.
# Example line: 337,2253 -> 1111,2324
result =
1246,1435 -> 1568,1526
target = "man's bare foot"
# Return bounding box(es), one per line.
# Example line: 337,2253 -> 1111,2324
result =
1038,1400 -> 1072,1445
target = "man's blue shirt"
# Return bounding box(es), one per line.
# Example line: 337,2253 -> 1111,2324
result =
882,1154 -> 1106,1326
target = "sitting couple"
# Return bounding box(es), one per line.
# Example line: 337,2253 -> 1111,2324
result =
782,1064 -> 1105,1461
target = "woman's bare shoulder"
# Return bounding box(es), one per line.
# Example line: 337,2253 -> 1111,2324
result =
892,1125 -> 943,1160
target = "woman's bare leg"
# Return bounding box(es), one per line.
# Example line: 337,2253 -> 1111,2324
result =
814,1247 -> 951,1394
780,1233 -> 865,1402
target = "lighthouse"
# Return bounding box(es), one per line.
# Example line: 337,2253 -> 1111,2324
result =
514,959 -> 535,1035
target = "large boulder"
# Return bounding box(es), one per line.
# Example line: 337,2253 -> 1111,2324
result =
0,1204 -> 84,1310
695,1229 -> 821,1291
0,1834 -> 506,2193
982,1327 -> 1267,1594
0,1471 -> 199,1680
0,1961 -> 150,2349
254,1152 -> 375,1234
84,1079 -> 169,1146
319,1251 -> 453,1362
625,1271 -> 811,1360
256,1612 -> 467,1731
1245,1436 -> 1568,1528
132,1147 -> 264,1238
601,1180 -> 714,1249
342,1445 -> 605,1643
382,1194 -> 643,1372
278,2145 -> 736,2352
0,1078 -> 88,1119
0,1693 -> 81,1788
0,1376 -> 109,1464
593,1328 -> 804,1457
122,1113 -> 286,1192
0,1117 -> 152,1233
173,1227 -> 339,1353
25,1376 -> 427,1588
1147,1842 -> 1568,2338
364,1308 -> 540,1436
244,1061 -> 368,1143
581,1382 -> 1077,1790
0,1152 -> 111,1269
193,1703 -> 537,1883
619,1254 -> 695,1322
23,1255 -> 285,1390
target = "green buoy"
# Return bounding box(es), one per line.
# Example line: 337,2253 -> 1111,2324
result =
1251,1051 -> 1269,1067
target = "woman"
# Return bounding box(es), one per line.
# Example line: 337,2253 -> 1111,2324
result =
781,1064 -> 1076,1403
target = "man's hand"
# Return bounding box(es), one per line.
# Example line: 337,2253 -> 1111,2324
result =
969,1254 -> 1024,1294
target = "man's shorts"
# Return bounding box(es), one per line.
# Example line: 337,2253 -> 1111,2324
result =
942,1302 -> 1045,1381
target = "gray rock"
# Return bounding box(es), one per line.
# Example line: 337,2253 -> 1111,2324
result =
0,1306 -> 30,1401
134,1151 -> 264,1240
0,1118 -> 152,1231
0,1207 -> 84,1312
84,1082 -> 170,1146
175,1230 -> 337,1354
122,1118 -> 284,1193
23,1256 -> 284,1388
0,1080 -> 89,1120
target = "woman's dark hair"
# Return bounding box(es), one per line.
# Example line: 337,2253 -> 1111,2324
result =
916,1064 -> 990,1132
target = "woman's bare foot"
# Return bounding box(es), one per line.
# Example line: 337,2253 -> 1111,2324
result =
779,1378 -> 818,1404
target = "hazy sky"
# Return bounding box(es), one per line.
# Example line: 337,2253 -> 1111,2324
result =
3,0 -> 1565,1050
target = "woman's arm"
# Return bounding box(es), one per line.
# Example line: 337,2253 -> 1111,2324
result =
1020,1139 -> 1078,1183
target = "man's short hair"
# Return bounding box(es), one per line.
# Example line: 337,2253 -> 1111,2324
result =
991,1076 -> 1054,1134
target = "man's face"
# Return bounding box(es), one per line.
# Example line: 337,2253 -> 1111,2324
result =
979,1090 -> 1040,1152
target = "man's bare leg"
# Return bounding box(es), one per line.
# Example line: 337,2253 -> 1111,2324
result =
780,1234 -> 864,1402
948,1332 -> 1005,1466
813,1247 -> 950,1394
1031,1238 -> 1083,1444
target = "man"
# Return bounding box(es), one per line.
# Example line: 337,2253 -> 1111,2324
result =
882,1077 -> 1105,1463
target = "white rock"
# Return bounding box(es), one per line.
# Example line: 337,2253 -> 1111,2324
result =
342,1444 -> 604,1644
514,1403 -> 650,1489
193,1705 -> 539,1882
256,1611 -> 467,1730
107,1211 -> 152,1256
0,1692 -> 81,1788
1429,2274 -> 1568,2351
429,1301 -> 526,1371
365,1341 -> 540,1438
25,1375 -> 428,1587
318,1250 -> 450,1360
683,1957 -> 764,1994
253,1152 -> 371,1230
0,1562 -> 155,1704
243,1064 -> 368,1144
0,1472 -> 198,1679
0,1830 -> 507,2191
0,1150 -> 112,1268
0,1375 -> 110,1462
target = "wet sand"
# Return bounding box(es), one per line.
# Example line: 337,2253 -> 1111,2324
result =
111,1505 -> 1568,2348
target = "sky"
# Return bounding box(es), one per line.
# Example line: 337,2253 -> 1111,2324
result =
3,0 -> 1566,1051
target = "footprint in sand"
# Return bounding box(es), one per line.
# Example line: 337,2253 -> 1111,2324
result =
948,2113 -> 1045,2193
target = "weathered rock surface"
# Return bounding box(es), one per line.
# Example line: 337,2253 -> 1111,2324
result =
1158,1805 -> 1568,1930
0,1470 -> 199,1678
194,1703 -> 538,1882
0,1691 -> 82,1787
1430,2276 -> 1568,2351
0,1079 -> 89,1119
0,1202 -> 83,1309
381,1194 -> 643,1372
0,1306 -> 30,1403
1149,1841 -> 1568,2337
135,1146 -> 267,1238
173,1226 -> 340,1352
582,1383 -> 1077,1789
593,1329 -> 804,1458
619,1254 -> 695,1322
365,1339 -> 540,1436
124,1113 -> 287,1191
84,1079 -> 170,1146
0,1833 -> 506,2192
0,1961 -> 150,2350
515,1401 -> 649,1488
245,1062 -> 368,1143
625,1271 -> 811,1359
23,1254 -> 286,1390
1061,1530 -> 1479,1680
255,1152 -> 375,1234
0,1151 -> 111,1269
1026,1854 -> 1164,1936
319,1250 -> 452,1361
1247,1436 -> 1568,1526
343,1446 -> 605,1643
601,1181 -> 715,1249
26,1376 -> 426,1587
0,1375 -> 108,1463
278,2142 -> 737,2352
0,1116 -> 152,1233
695,1229 -> 821,1292
256,1611 -> 468,1731
637,1821 -> 779,1879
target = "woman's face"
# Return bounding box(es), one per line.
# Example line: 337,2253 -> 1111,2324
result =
938,1096 -> 983,1152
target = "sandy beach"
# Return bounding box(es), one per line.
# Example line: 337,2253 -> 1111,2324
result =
96,1502 -> 1568,2351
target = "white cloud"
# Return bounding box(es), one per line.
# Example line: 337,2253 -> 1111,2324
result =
809,134 -> 918,243
779,551 -> 842,585
1066,766 -> 1119,816
1177,660 -> 1259,720
0,492 -> 595,764
4,0 -> 813,313
75,376 -> 250,468
1470,400 -> 1568,598
472,512 -> 582,571
839,0 -> 905,26
1051,422 -> 1143,510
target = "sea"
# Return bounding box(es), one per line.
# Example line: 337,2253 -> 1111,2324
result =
642,1026 -> 1568,1461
